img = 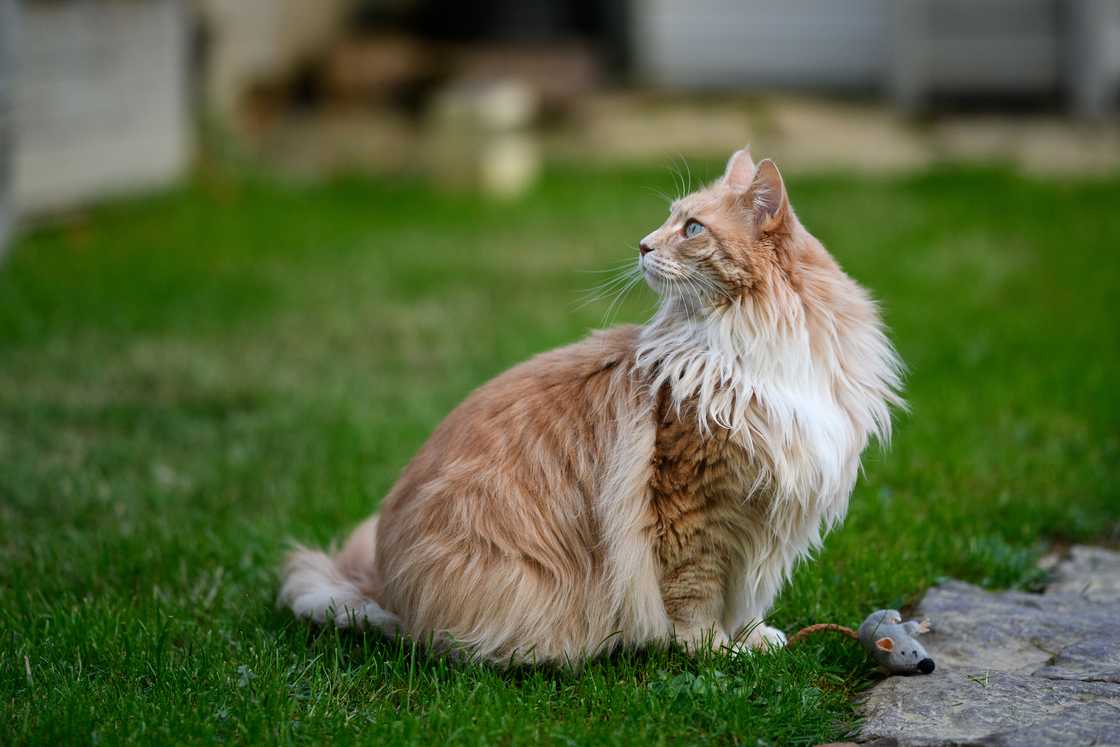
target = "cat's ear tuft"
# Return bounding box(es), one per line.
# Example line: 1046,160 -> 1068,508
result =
723,147 -> 756,191
747,158 -> 790,234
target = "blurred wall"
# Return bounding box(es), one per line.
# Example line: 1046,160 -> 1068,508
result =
632,0 -> 889,90
631,0 -> 1120,115
0,0 -> 12,254
11,0 -> 190,216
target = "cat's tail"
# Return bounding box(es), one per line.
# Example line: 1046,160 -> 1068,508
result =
278,520 -> 400,635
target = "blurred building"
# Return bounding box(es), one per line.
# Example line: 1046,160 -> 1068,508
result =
191,0 -> 1120,119
634,0 -> 890,92
633,0 -> 1120,115
1,0 -> 1119,254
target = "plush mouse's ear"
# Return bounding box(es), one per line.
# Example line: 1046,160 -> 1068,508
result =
875,637 -> 895,652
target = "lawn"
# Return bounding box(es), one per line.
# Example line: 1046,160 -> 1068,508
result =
1,161 -> 1118,745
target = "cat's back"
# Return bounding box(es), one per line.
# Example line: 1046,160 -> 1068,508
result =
377,323 -> 645,539
409,322 -> 640,469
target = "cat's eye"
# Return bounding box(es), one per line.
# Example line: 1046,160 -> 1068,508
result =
683,219 -> 705,239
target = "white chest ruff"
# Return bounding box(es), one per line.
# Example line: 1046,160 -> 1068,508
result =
636,308 -> 874,529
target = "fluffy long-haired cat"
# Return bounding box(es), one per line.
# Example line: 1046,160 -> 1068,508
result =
280,149 -> 904,664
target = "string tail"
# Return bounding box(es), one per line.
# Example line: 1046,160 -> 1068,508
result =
787,623 -> 858,647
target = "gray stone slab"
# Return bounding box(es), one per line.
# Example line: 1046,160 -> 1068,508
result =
860,670 -> 1120,746
1045,545 -> 1120,603
858,546 -> 1120,747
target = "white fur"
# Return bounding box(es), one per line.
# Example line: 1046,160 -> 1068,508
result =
279,547 -> 401,633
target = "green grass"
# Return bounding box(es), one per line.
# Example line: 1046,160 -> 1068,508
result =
1,161 -> 1118,745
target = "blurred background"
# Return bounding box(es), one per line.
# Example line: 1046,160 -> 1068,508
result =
2,0 -> 1120,236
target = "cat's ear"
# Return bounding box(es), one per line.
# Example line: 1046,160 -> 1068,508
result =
746,158 -> 790,234
722,147 -> 756,191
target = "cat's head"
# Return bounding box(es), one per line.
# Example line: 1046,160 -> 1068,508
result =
638,148 -> 804,311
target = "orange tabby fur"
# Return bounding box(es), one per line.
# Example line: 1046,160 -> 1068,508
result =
279,149 -> 904,664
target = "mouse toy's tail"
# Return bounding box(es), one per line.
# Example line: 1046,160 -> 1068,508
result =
786,623 -> 858,646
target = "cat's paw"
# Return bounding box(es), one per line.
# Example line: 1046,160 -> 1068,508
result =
745,623 -> 787,651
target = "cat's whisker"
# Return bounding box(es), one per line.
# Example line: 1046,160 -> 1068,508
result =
642,186 -> 674,206
576,267 -> 635,278
654,263 -> 710,316
670,280 -> 691,323
576,269 -> 636,298
574,270 -> 641,311
681,269 -> 732,305
575,261 -> 640,293
689,272 -> 734,305
668,163 -> 686,201
678,154 -> 694,195
574,284 -> 628,308
576,257 -> 641,275
681,278 -> 708,324
682,276 -> 707,309
601,272 -> 644,327
663,275 -> 697,325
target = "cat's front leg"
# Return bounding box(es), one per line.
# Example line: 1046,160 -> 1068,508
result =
661,561 -> 735,654
722,555 -> 788,651
672,622 -> 732,653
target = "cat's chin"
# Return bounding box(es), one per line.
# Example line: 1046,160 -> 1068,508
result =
642,270 -> 666,294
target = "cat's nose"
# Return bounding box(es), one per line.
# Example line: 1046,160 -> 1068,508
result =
639,243 -> 653,257
917,658 -> 935,674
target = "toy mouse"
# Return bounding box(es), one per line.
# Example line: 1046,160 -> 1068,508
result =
858,609 -> 935,674
788,609 -> 935,675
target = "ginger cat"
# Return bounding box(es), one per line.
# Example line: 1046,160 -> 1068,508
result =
280,149 -> 904,664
